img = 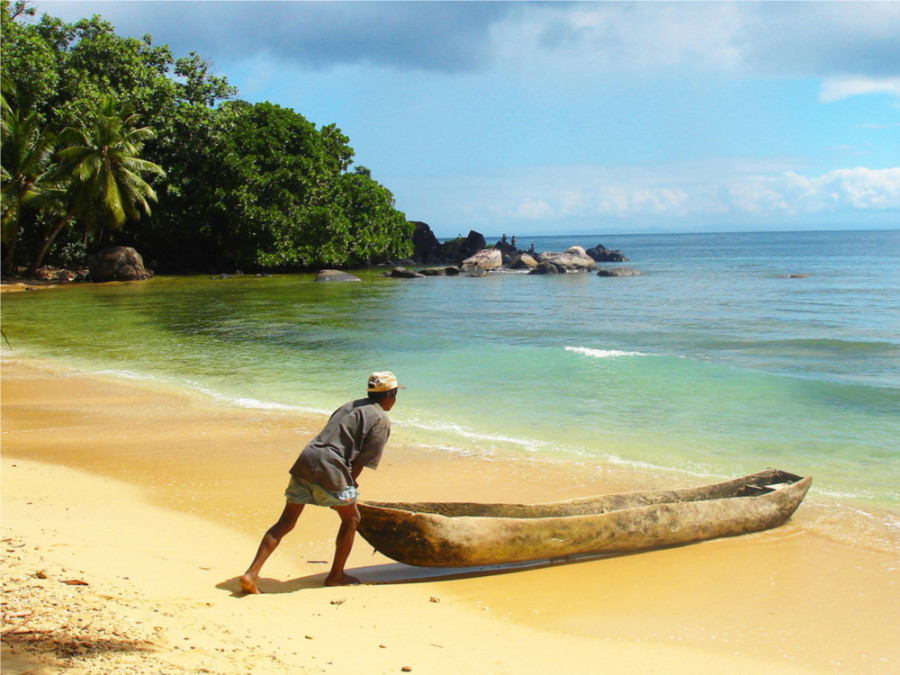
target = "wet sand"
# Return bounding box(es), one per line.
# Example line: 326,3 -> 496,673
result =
2,355 -> 897,673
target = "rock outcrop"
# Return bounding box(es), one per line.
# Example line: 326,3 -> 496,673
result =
420,266 -> 461,276
411,221 -> 443,263
411,223 -> 487,264
596,267 -> 641,277
88,247 -> 152,282
537,246 -> 597,273
316,269 -> 361,282
530,262 -> 561,275
508,252 -> 538,270
586,244 -> 628,262
461,248 -> 502,272
389,266 -> 425,278
398,223 -> 635,280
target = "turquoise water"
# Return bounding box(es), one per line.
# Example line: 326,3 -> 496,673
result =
3,230 -> 899,520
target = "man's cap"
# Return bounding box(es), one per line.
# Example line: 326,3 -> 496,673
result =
367,371 -> 405,393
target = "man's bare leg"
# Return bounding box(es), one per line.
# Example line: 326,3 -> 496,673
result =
239,502 -> 304,594
324,502 -> 361,586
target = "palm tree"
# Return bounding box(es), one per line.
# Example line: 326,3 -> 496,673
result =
28,95 -> 165,273
1,74 -> 11,133
1,106 -> 57,272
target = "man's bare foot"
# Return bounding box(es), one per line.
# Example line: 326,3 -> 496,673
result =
239,573 -> 261,594
324,572 -> 360,586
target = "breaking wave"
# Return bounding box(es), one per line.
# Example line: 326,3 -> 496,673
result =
565,346 -> 649,359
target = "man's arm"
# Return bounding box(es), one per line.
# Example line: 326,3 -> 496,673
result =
355,414 -> 390,471
350,462 -> 364,485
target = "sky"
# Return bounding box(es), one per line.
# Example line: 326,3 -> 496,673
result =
35,1 -> 900,238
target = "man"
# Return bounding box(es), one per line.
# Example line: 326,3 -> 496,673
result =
239,371 -> 403,593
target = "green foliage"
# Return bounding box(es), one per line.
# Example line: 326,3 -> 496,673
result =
0,1 -> 413,274
23,94 -> 166,273
174,52 -> 236,107
1,109 -> 55,236
56,95 -> 165,232
0,3 -> 59,123
150,100 -> 411,271
339,169 -> 414,264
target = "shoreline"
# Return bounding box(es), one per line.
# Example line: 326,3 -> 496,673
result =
4,348 -> 897,554
3,355 -> 899,673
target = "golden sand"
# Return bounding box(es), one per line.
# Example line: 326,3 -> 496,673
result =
2,355 -> 898,673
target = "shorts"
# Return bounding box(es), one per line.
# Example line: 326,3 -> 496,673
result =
285,475 -> 358,507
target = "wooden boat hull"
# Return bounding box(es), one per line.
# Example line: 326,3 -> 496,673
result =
357,469 -> 811,567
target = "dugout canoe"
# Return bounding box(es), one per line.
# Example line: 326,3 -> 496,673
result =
357,468 -> 811,567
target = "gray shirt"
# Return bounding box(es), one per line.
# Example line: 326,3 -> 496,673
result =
289,398 -> 391,492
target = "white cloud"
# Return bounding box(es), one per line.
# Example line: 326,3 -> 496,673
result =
718,168 -> 900,215
811,168 -> 900,210
397,163 -> 900,231
819,77 -> 900,102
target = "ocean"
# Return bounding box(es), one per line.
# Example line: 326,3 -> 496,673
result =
3,229 -> 898,549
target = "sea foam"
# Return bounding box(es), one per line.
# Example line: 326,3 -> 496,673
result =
565,346 -> 647,359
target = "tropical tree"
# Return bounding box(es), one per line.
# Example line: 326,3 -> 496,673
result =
2,2 -> 415,274
28,95 -> 164,273
0,1 -> 60,123
1,102 -> 57,270
339,167 -> 414,265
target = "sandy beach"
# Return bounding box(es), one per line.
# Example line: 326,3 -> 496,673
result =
2,355 -> 898,674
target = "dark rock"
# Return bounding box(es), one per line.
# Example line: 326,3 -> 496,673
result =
88,246 -> 152,282
530,262 -> 562,275
390,267 -> 425,279
411,221 -> 441,263
493,235 -> 517,256
586,244 -> 628,262
597,267 -> 641,277
439,230 -> 487,263
315,269 -> 360,282
462,231 -> 487,256
420,266 -> 460,276
411,223 -> 487,264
